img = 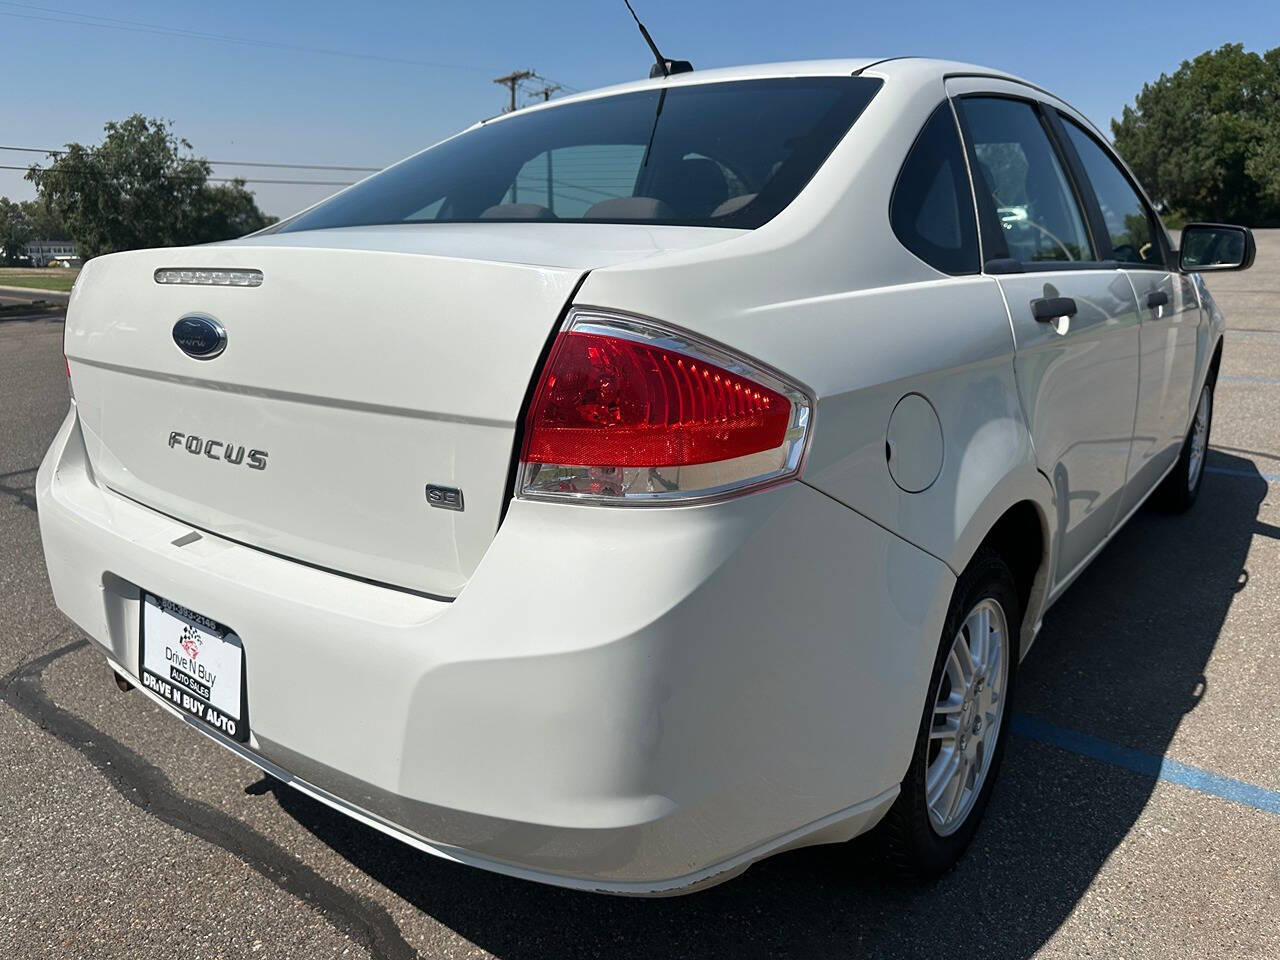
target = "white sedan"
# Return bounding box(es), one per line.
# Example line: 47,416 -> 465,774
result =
38,57 -> 1254,894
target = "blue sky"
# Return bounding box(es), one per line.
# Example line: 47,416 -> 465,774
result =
4,0 -> 1278,218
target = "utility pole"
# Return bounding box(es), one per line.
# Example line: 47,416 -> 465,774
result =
528,81 -> 561,102
493,70 -> 535,113
492,71 -> 554,205
493,70 -> 532,202
525,80 -> 562,209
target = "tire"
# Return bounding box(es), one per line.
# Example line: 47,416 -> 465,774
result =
1153,377 -> 1214,513
872,548 -> 1020,881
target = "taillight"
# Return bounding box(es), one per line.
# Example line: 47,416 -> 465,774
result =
518,310 -> 812,504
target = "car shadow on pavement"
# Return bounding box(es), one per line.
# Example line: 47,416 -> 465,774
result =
270,450 -> 1266,959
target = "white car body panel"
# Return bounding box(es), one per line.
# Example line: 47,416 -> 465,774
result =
39,408 -> 950,891
37,56 -> 1227,892
1119,269 -> 1203,518
994,267 -> 1142,585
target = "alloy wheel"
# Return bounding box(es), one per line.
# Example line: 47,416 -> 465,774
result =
1187,385 -> 1211,493
926,598 -> 1009,836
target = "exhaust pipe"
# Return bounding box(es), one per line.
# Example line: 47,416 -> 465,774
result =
113,671 -> 133,693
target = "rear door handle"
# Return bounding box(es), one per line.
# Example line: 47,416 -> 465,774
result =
1031,297 -> 1078,322
1146,290 -> 1169,309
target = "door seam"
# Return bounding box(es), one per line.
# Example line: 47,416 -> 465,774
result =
1116,269 -> 1145,497
990,275 -> 1038,466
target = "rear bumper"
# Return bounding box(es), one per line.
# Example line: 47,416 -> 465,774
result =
37,408 -> 954,894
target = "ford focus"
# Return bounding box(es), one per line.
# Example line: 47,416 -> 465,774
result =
37,57 -> 1254,893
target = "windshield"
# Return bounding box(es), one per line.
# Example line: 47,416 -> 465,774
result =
275,77 -> 881,233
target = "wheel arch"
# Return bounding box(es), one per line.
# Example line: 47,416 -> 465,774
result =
1207,334 -> 1224,388
946,465 -> 1055,660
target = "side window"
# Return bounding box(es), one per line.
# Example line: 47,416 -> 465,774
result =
890,103 -> 980,274
1058,118 -> 1163,267
957,97 -> 1094,265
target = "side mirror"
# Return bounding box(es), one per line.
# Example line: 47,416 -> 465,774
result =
1179,223 -> 1256,272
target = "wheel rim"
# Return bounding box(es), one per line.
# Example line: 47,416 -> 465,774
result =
926,598 -> 1009,836
1187,385 -> 1211,493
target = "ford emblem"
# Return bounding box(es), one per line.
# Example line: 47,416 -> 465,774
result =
172,314 -> 227,360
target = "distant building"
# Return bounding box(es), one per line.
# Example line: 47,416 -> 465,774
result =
26,239 -> 79,267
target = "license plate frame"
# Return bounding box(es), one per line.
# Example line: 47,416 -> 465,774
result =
139,592 -> 249,743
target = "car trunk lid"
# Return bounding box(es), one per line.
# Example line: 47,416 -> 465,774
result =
65,240 -> 599,597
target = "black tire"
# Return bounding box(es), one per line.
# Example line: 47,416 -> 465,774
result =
1152,377 -> 1214,513
872,548 -> 1020,882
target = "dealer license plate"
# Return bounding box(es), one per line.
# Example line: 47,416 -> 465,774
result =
139,592 -> 248,742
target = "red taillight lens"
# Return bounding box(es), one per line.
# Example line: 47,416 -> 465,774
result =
519,311 -> 811,503
525,331 -> 790,467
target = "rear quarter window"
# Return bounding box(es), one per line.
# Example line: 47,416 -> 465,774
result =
890,103 -> 980,274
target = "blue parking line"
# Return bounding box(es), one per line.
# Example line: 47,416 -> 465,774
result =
1220,374 -> 1280,386
1012,714 -> 1280,816
1205,465 -> 1280,484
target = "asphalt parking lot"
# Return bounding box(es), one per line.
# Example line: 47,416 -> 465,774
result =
2,241 -> 1279,960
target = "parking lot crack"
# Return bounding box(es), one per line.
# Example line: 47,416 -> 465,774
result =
0,638 -> 420,960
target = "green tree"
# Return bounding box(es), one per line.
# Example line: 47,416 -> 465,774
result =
197,181 -> 278,239
0,197 -> 33,265
1112,44 -> 1280,225
21,196 -> 70,241
27,115 -> 274,259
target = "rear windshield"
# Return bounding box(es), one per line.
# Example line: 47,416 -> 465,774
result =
275,77 -> 881,233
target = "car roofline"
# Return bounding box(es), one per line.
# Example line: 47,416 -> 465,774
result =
470,57 -> 1035,129
476,58 -> 881,125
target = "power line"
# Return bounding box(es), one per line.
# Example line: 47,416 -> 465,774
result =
0,1 -> 497,74
0,145 -> 381,172
0,0 -> 577,95
525,78 -> 563,105
203,160 -> 375,173
493,68 -> 580,117
0,163 -> 351,187
208,177 -> 351,187
530,72 -> 579,95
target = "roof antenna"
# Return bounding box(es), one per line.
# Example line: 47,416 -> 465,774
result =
623,0 -> 692,78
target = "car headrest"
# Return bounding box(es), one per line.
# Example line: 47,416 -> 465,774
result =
480,203 -> 557,220
583,197 -> 676,220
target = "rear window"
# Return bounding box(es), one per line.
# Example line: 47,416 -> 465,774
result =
275,77 -> 881,232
